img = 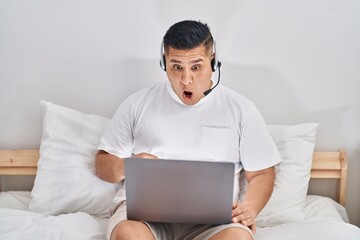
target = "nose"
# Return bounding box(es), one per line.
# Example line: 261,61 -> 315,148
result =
180,69 -> 193,86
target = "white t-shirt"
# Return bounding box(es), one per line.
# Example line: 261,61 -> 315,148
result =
98,81 -> 281,203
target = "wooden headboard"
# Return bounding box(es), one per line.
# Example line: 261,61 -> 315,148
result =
0,149 -> 348,206
310,150 -> 347,206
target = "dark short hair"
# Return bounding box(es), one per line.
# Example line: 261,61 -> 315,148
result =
163,20 -> 213,54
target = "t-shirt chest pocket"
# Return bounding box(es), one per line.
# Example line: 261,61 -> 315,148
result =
200,126 -> 230,160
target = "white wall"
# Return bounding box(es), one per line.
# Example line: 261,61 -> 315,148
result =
0,0 -> 359,226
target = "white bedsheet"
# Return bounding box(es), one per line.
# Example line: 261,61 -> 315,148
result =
256,195 -> 359,240
0,192 -> 359,240
0,191 -> 107,240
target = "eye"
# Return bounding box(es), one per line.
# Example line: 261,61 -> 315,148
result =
191,65 -> 200,71
174,65 -> 182,70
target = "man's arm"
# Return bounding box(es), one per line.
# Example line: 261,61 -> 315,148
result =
231,166 -> 275,233
95,151 -> 158,183
95,150 -> 125,183
243,166 -> 275,215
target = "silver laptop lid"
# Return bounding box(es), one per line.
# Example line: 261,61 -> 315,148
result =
125,158 -> 235,225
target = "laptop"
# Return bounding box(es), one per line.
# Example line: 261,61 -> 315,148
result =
124,158 -> 235,225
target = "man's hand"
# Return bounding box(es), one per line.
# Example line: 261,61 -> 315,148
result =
232,202 -> 256,234
95,151 -> 158,183
132,152 -> 158,159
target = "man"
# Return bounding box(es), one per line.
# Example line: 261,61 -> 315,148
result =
96,20 -> 280,240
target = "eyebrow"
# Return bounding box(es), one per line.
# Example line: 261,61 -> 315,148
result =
190,59 -> 204,64
169,58 -> 204,64
169,59 -> 182,63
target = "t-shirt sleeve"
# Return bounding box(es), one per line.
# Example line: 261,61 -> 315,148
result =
239,104 -> 281,171
98,97 -> 133,158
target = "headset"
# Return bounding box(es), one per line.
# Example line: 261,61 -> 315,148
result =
159,40 -> 222,96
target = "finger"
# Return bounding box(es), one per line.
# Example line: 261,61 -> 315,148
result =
246,222 -> 256,234
251,223 -> 257,234
232,205 -> 248,217
232,216 -> 240,223
133,152 -> 158,159
236,203 -> 248,213
240,216 -> 255,228
232,211 -> 251,223
147,154 -> 158,159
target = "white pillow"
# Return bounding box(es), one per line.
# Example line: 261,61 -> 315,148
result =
29,101 -> 120,216
239,123 -> 319,227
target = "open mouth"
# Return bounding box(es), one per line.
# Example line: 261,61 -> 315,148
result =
183,91 -> 193,99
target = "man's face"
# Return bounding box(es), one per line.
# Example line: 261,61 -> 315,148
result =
165,44 -> 213,105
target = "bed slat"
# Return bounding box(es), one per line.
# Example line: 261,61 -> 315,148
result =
0,149 -> 38,175
0,149 -> 348,206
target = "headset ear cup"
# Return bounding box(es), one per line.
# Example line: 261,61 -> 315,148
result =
211,58 -> 215,72
162,55 -> 166,71
159,54 -> 166,71
160,40 -> 166,71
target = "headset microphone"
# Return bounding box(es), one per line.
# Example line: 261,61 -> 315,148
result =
203,61 -> 222,96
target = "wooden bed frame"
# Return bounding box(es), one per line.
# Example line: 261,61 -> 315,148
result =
0,149 -> 348,206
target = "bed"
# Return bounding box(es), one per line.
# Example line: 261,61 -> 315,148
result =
0,101 -> 359,240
